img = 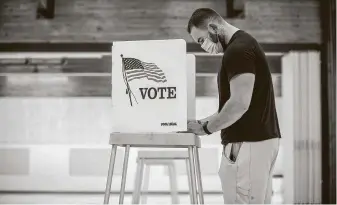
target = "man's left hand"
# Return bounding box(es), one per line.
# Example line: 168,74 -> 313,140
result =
187,120 -> 206,136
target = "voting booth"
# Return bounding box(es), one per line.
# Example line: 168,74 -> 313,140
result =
104,40 -> 204,204
111,39 -> 187,132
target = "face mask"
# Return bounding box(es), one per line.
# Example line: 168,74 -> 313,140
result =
201,34 -> 223,54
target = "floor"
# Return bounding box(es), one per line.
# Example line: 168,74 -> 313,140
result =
0,178 -> 283,204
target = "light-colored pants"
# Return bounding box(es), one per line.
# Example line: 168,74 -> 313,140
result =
218,138 -> 280,204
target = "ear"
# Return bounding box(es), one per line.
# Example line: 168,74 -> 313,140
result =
207,23 -> 218,34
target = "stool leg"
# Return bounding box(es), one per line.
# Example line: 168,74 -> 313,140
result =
168,162 -> 179,204
188,146 -> 198,204
193,146 -> 204,204
119,145 -> 130,204
185,159 -> 193,204
141,164 -> 150,204
132,159 -> 144,204
104,145 -> 117,204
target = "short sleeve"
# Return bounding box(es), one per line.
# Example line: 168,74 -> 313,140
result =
225,45 -> 256,81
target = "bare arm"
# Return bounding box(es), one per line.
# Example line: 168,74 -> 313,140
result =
199,112 -> 218,123
207,73 -> 255,133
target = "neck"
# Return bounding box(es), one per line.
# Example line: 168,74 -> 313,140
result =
218,23 -> 240,45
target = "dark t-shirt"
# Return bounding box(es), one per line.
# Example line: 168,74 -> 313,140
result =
218,30 -> 281,144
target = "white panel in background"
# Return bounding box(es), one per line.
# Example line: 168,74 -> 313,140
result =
111,39 -> 187,132
0,98 -> 113,144
186,54 -> 196,120
69,148 -> 125,176
0,148 -> 30,175
30,146 -> 69,176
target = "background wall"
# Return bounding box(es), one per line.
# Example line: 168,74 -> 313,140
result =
0,0 -> 320,43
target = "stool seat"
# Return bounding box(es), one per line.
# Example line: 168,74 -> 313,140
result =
140,159 -> 178,164
109,132 -> 201,147
137,150 -> 189,159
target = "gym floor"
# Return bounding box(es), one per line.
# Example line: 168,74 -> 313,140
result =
0,178 -> 283,204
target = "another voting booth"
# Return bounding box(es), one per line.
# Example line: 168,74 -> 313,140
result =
104,40 -> 204,204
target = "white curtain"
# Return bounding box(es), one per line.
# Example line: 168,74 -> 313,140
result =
282,51 -> 322,203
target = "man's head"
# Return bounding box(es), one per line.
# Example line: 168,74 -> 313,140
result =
187,8 -> 226,54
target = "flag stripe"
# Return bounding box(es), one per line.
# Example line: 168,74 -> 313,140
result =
144,69 -> 165,76
122,57 -> 167,83
142,65 -> 164,73
147,76 -> 167,82
128,73 -> 147,82
128,71 -> 165,79
125,69 -> 166,80
128,74 -> 167,83
145,72 -> 166,80
127,71 -> 166,81
126,69 -> 165,77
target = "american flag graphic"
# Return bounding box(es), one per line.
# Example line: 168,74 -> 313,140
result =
122,57 -> 167,83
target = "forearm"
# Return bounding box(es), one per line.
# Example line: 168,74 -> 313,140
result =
199,112 -> 218,123
206,98 -> 248,133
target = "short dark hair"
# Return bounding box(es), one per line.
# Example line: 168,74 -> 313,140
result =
187,8 -> 221,33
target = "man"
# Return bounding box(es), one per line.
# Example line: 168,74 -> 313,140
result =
186,8 -> 281,204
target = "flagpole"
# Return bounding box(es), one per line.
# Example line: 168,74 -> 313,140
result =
121,55 -> 139,105
121,55 -> 133,106
128,83 -> 138,104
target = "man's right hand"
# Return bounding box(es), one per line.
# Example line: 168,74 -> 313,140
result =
188,119 -> 197,124
188,119 -> 202,125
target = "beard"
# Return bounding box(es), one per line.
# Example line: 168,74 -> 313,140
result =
217,33 -> 227,51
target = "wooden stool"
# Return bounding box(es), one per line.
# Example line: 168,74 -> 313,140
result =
103,133 -> 204,204
132,151 -> 194,204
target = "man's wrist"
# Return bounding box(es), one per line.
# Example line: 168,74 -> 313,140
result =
202,121 -> 212,135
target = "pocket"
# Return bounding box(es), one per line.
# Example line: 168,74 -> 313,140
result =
223,143 -> 243,164
223,151 -> 236,164
232,142 -> 243,160
218,154 -> 237,204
